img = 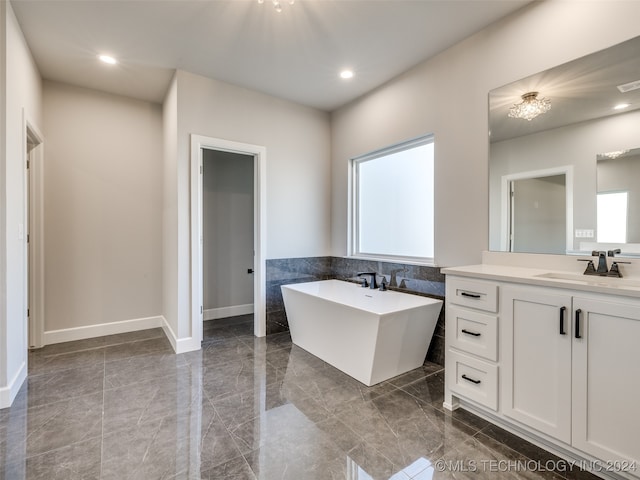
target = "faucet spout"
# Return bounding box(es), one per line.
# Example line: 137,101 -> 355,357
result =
357,272 -> 378,289
591,250 -> 609,275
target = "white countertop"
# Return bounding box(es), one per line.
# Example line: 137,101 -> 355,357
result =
442,263 -> 640,299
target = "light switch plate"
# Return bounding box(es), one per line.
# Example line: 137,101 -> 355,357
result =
575,229 -> 594,238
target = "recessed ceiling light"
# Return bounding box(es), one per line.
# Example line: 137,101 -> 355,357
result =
613,103 -> 630,110
340,70 -> 354,80
98,55 -> 117,65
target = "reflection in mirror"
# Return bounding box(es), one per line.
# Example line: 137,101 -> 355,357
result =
510,174 -> 567,254
489,35 -> 640,257
596,147 -> 640,249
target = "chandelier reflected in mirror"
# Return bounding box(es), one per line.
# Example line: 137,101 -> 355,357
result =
508,91 -> 551,121
258,0 -> 294,13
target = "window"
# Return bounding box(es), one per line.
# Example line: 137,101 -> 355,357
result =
351,135 -> 434,263
597,191 -> 628,243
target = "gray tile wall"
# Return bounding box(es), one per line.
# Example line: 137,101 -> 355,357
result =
265,257 -> 446,365
265,257 -> 333,334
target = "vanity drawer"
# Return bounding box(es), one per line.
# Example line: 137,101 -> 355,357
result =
447,350 -> 498,410
448,306 -> 498,361
447,277 -> 498,312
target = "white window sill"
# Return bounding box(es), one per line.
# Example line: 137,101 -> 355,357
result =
345,254 -> 437,268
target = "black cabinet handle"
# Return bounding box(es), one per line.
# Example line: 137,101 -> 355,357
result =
461,374 -> 481,385
460,292 -> 481,299
559,306 -> 566,335
575,309 -> 582,339
461,329 -> 481,337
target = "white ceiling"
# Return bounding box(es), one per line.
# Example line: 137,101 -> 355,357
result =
489,35 -> 640,143
11,0 -> 530,111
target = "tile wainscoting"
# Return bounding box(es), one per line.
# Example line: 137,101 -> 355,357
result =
265,257 -> 445,365
265,257 -> 333,334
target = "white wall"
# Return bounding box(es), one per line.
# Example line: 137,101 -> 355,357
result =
168,70 -> 331,340
0,0 -> 7,404
162,74 -> 179,339
0,1 -> 42,407
489,109 -> 640,251
203,150 -> 254,312
331,1 -> 640,267
42,81 -> 163,335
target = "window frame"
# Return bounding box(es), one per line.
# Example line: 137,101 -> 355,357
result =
348,134 -> 435,266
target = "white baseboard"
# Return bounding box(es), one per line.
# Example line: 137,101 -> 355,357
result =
161,316 -> 201,354
0,361 -> 27,409
204,304 -> 254,321
41,314 -> 202,357
43,315 -> 164,345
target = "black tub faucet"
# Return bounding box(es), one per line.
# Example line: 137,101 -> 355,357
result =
389,268 -> 405,287
357,272 -> 378,289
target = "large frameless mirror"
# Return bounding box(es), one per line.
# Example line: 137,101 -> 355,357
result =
488,35 -> 640,256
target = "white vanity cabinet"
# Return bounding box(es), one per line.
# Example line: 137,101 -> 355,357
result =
501,286 -> 572,443
444,270 -> 640,479
571,297 -> 640,468
445,277 -> 499,411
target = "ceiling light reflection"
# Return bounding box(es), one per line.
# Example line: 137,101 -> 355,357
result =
98,55 -> 117,65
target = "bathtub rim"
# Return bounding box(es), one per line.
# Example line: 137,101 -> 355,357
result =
280,279 -> 442,317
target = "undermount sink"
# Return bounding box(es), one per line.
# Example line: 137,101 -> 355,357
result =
534,272 -> 640,288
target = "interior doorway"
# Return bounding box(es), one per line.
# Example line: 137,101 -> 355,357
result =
25,119 -> 45,349
202,150 -> 255,327
500,166 -> 574,254
510,175 -> 566,254
190,135 -> 267,346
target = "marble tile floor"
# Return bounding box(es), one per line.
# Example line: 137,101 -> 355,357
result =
0,315 -> 599,480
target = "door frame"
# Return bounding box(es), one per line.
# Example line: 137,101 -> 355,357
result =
500,165 -> 574,253
190,135 -> 267,340
23,110 -> 45,349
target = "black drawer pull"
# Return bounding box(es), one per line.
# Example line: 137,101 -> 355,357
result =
559,306 -> 566,335
575,309 -> 582,339
461,329 -> 481,337
462,374 -> 481,385
460,292 -> 481,299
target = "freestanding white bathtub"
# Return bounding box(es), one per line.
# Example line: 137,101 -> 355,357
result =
281,279 -> 443,386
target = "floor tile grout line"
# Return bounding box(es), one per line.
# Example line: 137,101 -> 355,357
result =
100,354 -> 106,480
29,339 -> 173,378
208,392 -> 257,472
31,330 -> 166,358
9,362 -> 106,462
15,321 -> 571,480
27,355 -> 107,379
470,429 -> 572,480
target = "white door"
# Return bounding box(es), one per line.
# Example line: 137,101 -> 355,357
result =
501,286 -> 572,442
572,297 -> 640,466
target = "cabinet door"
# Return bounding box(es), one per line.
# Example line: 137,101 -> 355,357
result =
572,297 -> 640,466
502,286 -> 572,443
